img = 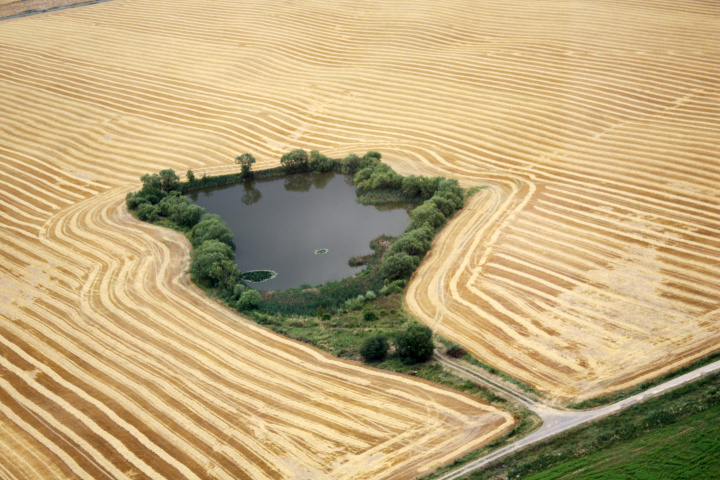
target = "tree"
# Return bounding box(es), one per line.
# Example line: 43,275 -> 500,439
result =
237,290 -> 261,310
396,323 -> 434,364
341,153 -> 362,174
186,169 -> 195,183
236,153 -> 256,179
389,225 -> 434,257
308,150 -> 336,173
380,252 -> 419,282
407,202 -> 446,231
354,163 -> 402,192
191,214 -> 235,249
137,204 -> 159,222
280,148 -> 309,172
158,169 -> 181,192
360,334 -> 389,362
170,202 -> 205,228
157,192 -> 188,217
189,240 -> 239,287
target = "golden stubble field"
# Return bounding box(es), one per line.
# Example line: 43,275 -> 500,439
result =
0,0 -> 718,478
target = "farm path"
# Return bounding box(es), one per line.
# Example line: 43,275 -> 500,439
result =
435,354 -> 720,480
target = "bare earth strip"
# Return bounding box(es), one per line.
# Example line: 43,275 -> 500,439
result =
0,0 -> 718,477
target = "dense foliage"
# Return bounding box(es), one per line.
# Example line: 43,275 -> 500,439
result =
396,323 -> 435,364
360,334 -> 390,362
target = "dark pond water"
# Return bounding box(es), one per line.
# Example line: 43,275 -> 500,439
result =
188,172 -> 413,291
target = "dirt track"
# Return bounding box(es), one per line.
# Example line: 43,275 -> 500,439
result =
0,0 -> 718,477
0,0 -> 93,17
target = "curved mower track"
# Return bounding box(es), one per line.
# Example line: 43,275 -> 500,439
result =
0,0 -> 718,478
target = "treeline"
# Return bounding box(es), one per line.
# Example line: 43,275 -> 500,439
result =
125,150 -> 473,322
124,169 -> 248,303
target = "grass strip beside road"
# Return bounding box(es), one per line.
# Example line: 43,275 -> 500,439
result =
451,371 -> 720,480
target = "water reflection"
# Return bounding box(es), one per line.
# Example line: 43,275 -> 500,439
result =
241,180 -> 262,205
188,172 -> 413,291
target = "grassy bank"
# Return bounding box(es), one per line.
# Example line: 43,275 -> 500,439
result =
448,371 -> 720,480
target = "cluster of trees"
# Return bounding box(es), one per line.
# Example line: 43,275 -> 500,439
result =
125,169 -> 205,227
126,169 -> 251,308
279,148 -> 382,175
360,323 -> 434,364
351,162 -> 466,283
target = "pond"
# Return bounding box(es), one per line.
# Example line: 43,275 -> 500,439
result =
188,172 -> 414,291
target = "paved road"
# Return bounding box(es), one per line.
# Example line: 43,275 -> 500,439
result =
435,354 -> 720,480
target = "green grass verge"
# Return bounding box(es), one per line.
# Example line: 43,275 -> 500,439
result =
455,371 -> 720,480
523,405 -> 720,480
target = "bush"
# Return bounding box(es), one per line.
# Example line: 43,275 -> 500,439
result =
308,150 -> 337,173
360,335 -> 389,362
396,323 -> 434,364
380,279 -> 407,296
189,240 -> 239,287
321,312 -> 332,321
170,202 -> 205,228
238,290 -> 262,310
363,310 -> 378,321
354,163 -> 403,192
389,225 -> 434,258
407,202 -> 446,231
446,343 -> 465,358
341,153 -> 362,174
137,204 -> 159,222
157,193 -> 188,217
126,192 -> 149,211
191,214 -> 235,249
380,253 -> 419,282
280,148 -> 309,172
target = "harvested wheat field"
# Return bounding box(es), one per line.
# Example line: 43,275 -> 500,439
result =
0,0 -> 718,477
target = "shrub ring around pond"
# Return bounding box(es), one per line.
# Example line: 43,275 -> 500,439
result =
314,248 -> 329,255
243,270 -> 278,283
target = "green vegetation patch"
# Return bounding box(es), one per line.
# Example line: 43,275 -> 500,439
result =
523,406 -> 720,480
243,270 -> 277,283
442,372 -> 720,480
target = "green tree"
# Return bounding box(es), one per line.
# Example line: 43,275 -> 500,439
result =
280,148 -> 309,172
189,240 -> 239,287
159,169 -> 181,192
170,202 -> 205,228
380,252 -> 419,282
191,214 -> 235,249
137,204 -> 159,222
237,290 -> 262,310
360,334 -> 389,362
354,163 -> 403,192
236,153 -> 256,179
186,169 -> 195,183
308,150 -> 336,173
407,202 -> 446,231
157,192 -> 188,217
389,225 -> 434,257
126,192 -> 149,211
396,323 -> 434,364
341,153 -> 362,174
